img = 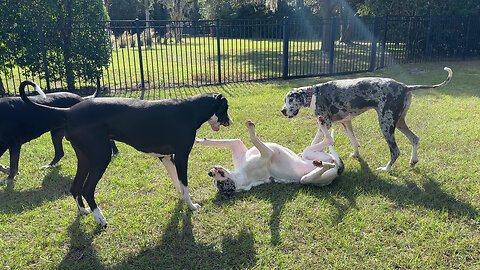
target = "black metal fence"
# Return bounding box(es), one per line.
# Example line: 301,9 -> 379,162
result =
1,15 -> 479,97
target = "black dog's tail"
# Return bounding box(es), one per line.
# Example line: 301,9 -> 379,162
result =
406,67 -> 453,91
19,81 -> 69,117
84,87 -> 98,100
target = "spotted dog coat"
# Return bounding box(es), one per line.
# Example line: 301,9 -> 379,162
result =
281,67 -> 453,171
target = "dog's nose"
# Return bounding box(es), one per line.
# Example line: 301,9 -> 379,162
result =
281,109 -> 287,116
208,171 -> 214,177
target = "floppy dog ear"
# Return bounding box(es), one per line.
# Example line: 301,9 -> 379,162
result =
215,93 -> 224,100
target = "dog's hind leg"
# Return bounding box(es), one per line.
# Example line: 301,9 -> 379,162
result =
396,95 -> 419,167
195,138 -> 247,168
81,140 -> 112,227
70,144 -> 91,214
0,146 -> 9,175
300,161 -> 336,186
43,129 -> 65,169
342,120 -> 361,157
245,120 -> 273,158
377,111 -> 401,171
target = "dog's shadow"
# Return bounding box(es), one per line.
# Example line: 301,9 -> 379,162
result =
57,202 -> 257,269
214,157 -> 479,245
116,202 -> 256,269
0,166 -> 72,214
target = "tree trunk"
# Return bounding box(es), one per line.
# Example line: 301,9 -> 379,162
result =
321,0 -> 334,51
0,77 -> 5,96
61,0 -> 75,92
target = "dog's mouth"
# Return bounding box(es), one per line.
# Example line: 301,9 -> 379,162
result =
288,110 -> 299,118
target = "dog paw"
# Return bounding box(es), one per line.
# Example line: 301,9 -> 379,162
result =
41,164 -> 52,170
244,120 -> 255,128
78,207 -> 92,214
376,166 -> 390,172
93,208 -> 107,227
409,159 -> 418,167
318,116 -> 326,125
195,138 -> 206,144
189,203 -> 201,210
0,165 -> 10,174
349,152 -> 360,158
312,159 -> 323,167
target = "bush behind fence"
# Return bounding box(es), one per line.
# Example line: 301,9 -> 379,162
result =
1,15 -> 479,97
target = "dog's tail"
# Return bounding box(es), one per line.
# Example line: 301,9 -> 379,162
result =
406,67 -> 452,91
19,81 -> 69,116
328,129 -> 344,176
84,87 -> 98,100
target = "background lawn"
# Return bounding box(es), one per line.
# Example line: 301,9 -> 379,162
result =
0,60 -> 479,269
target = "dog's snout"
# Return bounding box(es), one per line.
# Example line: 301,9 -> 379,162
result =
281,108 -> 287,116
208,171 -> 214,177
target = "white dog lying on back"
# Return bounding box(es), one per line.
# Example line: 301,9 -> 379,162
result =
196,118 -> 344,198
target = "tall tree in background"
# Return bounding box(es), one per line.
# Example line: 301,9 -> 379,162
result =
1,0 -> 110,92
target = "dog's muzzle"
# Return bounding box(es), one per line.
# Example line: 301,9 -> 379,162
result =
281,108 -> 298,118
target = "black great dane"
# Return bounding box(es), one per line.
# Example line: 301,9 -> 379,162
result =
20,81 -> 232,227
0,81 -> 118,185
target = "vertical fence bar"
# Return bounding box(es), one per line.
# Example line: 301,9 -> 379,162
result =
282,17 -> 289,79
463,16 -> 471,59
37,20 -> 50,91
216,19 -> 222,84
328,17 -> 336,75
369,17 -> 378,72
135,19 -> 145,98
425,15 -> 433,60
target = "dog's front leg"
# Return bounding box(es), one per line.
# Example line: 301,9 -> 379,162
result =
162,154 -> 200,210
160,155 -> 183,195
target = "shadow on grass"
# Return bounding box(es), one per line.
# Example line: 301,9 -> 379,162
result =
111,201 -> 257,269
57,216 -> 106,270
0,166 -> 72,214
214,156 -> 479,245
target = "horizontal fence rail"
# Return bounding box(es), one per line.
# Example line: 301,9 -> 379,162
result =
1,15 -> 479,97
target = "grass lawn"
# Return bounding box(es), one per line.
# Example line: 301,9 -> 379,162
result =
0,60 -> 479,269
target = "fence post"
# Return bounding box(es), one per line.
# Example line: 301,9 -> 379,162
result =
37,20 -> 50,91
425,15 -> 433,59
369,17 -> 378,72
463,16 -> 471,60
282,17 -> 289,79
328,17 -> 336,75
135,18 -> 145,98
216,19 -> 222,84
380,16 -> 388,68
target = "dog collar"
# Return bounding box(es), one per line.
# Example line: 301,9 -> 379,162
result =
305,86 -> 313,107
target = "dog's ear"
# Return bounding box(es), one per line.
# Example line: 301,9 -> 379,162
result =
215,93 -> 224,101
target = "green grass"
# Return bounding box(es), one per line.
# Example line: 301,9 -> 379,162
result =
1,60 -> 479,269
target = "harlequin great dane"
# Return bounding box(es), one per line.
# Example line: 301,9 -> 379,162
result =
19,81 -> 232,227
196,118 -> 343,198
0,81 -> 118,185
281,67 -> 452,171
